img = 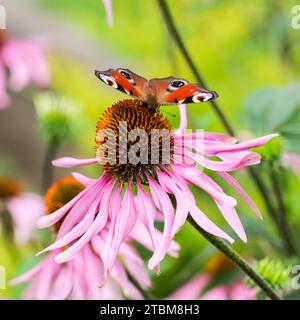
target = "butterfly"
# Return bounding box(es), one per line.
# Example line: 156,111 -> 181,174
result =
94,68 -> 218,112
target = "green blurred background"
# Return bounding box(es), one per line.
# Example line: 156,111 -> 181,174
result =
0,0 -> 300,299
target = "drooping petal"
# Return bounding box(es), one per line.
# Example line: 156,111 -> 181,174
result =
216,171 -> 262,219
53,182 -> 113,263
147,176 -> 174,270
136,181 -> 159,252
172,164 -> 237,207
215,201 -> 247,242
189,204 -> 234,243
157,170 -> 189,237
106,182 -> 137,272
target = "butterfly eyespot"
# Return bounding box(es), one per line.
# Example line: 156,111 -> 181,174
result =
168,80 -> 188,92
192,92 -> 214,102
99,74 -> 118,88
118,69 -> 135,84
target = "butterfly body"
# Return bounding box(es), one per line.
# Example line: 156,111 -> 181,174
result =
95,68 -> 218,113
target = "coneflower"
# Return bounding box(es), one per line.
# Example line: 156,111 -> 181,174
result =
37,99 -> 277,272
0,178 -> 43,245
0,30 -> 50,109
12,176 -> 176,299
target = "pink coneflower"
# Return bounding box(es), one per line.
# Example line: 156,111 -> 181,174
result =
11,176 -> 159,299
37,99 -> 277,272
11,239 -> 151,300
168,253 -> 256,300
0,178 -> 43,245
0,30 -> 50,109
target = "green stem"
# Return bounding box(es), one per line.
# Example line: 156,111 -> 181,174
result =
157,0 -> 235,136
270,169 -> 297,256
42,136 -> 60,193
188,216 -> 281,300
157,0 -> 297,256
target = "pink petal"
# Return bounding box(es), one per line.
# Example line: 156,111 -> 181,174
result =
136,181 -> 159,252
172,164 -> 237,207
102,0 -> 113,27
37,198 -> 99,255
157,170 -> 189,237
230,282 -> 256,300
111,260 -> 142,299
175,104 -> 187,134
72,172 -> 97,187
215,201 -> 247,242
203,133 -> 279,156
167,274 -> 211,300
189,203 -> 234,243
216,171 -> 262,219
147,176 -> 174,270
201,286 -> 228,300
107,183 -> 137,271
54,181 -> 114,263
52,157 -> 98,168
10,257 -> 47,285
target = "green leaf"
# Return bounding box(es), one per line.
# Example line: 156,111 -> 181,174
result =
244,82 -> 300,134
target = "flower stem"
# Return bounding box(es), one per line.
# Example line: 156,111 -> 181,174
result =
157,0 -> 235,136
187,216 -> 281,300
157,0 -> 297,256
42,136 -> 60,193
270,169 -> 298,256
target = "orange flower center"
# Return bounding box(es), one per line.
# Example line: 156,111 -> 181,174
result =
0,178 -> 22,200
95,99 -> 173,182
45,176 -> 85,232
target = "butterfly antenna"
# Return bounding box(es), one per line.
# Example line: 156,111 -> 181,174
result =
161,110 -> 176,118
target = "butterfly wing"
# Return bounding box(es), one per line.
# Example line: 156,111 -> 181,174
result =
94,68 -> 149,101
149,77 -> 218,105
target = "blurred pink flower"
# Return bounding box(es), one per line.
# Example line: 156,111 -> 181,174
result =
6,192 -> 44,245
282,151 -> 300,178
11,234 -> 151,300
102,0 -> 113,27
0,179 -> 44,245
167,273 -> 256,300
37,100 -> 277,272
0,32 -> 50,109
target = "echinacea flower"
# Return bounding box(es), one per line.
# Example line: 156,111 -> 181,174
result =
11,176 -> 158,299
0,30 -> 50,109
0,178 -> 43,245
168,253 -> 256,300
16,175 -> 178,298
37,99 -> 277,273
11,242 -> 151,300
